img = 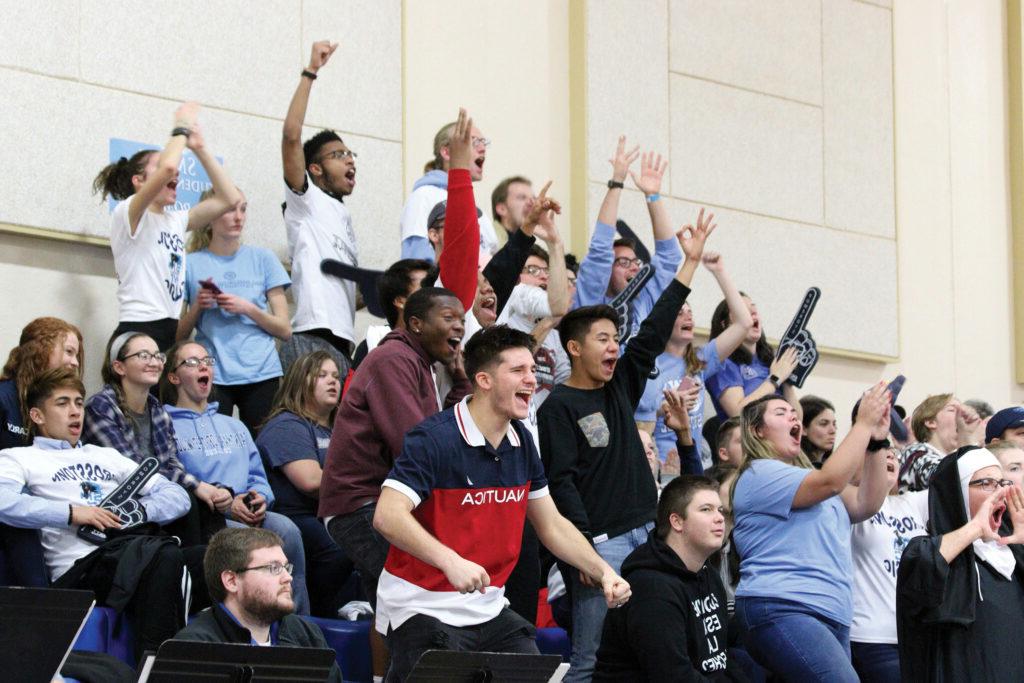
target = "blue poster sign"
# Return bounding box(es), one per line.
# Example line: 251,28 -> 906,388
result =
107,138 -> 221,212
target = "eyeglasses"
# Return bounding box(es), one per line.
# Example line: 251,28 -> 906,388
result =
522,265 -> 549,277
235,562 -> 293,576
613,257 -> 643,268
122,350 -> 167,364
176,356 -> 216,369
472,137 -> 491,149
318,149 -> 357,162
968,478 -> 1014,492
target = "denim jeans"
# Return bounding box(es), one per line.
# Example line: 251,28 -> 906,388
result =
562,522 -> 653,683
227,511 -> 310,615
851,641 -> 900,683
327,503 -> 390,609
735,596 -> 857,683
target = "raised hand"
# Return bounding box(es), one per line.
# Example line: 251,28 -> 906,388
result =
662,386 -> 698,433
855,381 -> 892,439
609,135 -> 640,183
629,151 -> 667,196
770,346 -> 799,383
447,108 -> 475,171
523,181 -> 562,243
973,487 -> 1005,543
701,251 -> 725,273
174,101 -> 200,130
308,40 -> 338,73
185,121 -> 206,152
677,208 -> 717,261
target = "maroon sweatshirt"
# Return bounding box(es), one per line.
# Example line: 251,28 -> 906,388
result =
318,328 -> 471,518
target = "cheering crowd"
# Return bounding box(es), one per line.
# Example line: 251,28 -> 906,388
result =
1,40 -> 1024,682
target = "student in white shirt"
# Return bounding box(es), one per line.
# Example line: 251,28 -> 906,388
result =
92,101 -> 241,351
0,368 -> 192,661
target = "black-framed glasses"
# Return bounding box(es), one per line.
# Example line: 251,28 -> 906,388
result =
176,356 -> 216,369
235,562 -> 293,576
122,350 -> 167,364
318,149 -> 357,162
613,257 -> 643,268
522,265 -> 549,277
968,478 -> 1014,492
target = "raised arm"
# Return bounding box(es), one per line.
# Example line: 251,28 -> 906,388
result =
701,253 -> 753,361
528,182 -> 570,317
185,124 -> 243,231
127,102 -> 197,235
840,395 -> 892,522
597,135 -> 639,226
438,108 -> 481,311
282,40 -> 338,192
630,150 -> 674,241
716,347 -> 799,417
793,382 -> 890,510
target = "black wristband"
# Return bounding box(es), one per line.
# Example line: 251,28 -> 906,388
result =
301,69 -> 318,80
68,504 -> 74,526
867,438 -> 891,452
607,179 -> 624,189
171,126 -> 191,139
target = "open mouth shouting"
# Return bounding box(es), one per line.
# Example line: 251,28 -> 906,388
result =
345,167 -> 356,190
991,501 -> 1006,532
601,356 -> 617,377
476,294 -> 497,323
474,156 -> 485,175
514,388 -> 533,413
446,336 -> 462,355
788,422 -> 802,448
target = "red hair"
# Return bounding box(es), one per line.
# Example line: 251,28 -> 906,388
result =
1,317 -> 84,418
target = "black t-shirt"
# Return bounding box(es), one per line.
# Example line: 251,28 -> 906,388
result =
538,280 -> 690,541
0,380 -> 28,450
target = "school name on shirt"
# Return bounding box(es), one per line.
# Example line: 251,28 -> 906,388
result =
691,591 -> 727,672
52,462 -> 118,483
176,431 -> 250,457
460,487 -> 526,506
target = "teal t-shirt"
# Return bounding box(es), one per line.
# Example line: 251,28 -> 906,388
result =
733,458 -> 854,625
185,245 -> 291,385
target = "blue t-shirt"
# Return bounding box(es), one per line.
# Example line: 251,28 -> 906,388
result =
635,340 -> 722,467
0,379 -> 27,451
706,355 -> 780,420
733,459 -> 853,625
185,245 -> 291,385
256,411 -> 331,517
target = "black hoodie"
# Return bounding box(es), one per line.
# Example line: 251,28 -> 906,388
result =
896,447 -> 1024,681
594,532 -> 745,681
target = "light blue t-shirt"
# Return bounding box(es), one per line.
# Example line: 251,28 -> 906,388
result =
635,340 -> 722,468
733,458 -> 854,625
185,245 -> 291,385
707,355 -> 782,420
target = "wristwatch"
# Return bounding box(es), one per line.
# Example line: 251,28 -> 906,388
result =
768,374 -> 781,389
607,179 -> 624,189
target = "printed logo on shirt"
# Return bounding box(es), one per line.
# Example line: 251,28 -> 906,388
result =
175,431 -> 251,457
577,413 -> 610,448
316,437 -> 330,450
740,365 -> 762,381
5,421 -> 28,436
331,234 -> 358,266
867,508 -> 925,577
52,463 -> 118,484
158,231 -> 186,302
79,481 -> 104,506
691,591 -> 727,672
461,488 -> 525,506
534,347 -> 556,394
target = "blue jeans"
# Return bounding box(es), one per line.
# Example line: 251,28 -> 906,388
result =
851,641 -> 900,683
735,597 -> 857,683
563,522 -> 653,683
227,511 -> 309,615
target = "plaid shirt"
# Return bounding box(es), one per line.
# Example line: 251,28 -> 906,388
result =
82,385 -> 199,491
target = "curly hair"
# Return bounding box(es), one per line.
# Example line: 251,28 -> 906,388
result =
1,317 -> 84,423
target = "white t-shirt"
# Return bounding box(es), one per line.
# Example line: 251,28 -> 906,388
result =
0,442 -> 159,581
110,200 -> 189,321
496,284 -> 570,443
850,491 -> 929,643
284,176 -> 358,342
399,183 -> 499,258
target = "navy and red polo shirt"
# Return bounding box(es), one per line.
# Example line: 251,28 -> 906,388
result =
376,396 -> 549,633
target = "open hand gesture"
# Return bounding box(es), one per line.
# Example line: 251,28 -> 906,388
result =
677,208 -> 717,261
855,381 -> 892,439
662,386 -> 698,433
973,487 -> 1005,543
769,347 -> 799,383
308,40 -> 338,73
609,135 -> 640,183
999,485 -> 1024,545
174,101 -> 200,130
185,121 -> 206,153
630,151 -> 667,196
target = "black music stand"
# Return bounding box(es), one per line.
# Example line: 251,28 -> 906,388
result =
0,586 -> 96,682
406,650 -> 565,682
137,639 -> 337,682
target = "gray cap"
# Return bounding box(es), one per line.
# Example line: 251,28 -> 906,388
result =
427,201 -> 447,230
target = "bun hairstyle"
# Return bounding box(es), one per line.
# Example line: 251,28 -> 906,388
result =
92,149 -> 157,201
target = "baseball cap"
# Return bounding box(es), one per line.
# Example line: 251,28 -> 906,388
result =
985,406 -> 1024,443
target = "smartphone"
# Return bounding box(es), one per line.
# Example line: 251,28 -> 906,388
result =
199,278 -> 223,295
243,492 -> 258,512
678,376 -> 696,392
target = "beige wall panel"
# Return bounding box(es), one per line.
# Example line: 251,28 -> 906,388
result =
302,0 -> 402,141
585,0 -> 672,193
823,0 -> 895,238
79,0 -> 300,121
669,75 -> 823,225
0,0 -> 79,78
668,0 -> 822,105
585,183 -> 897,357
